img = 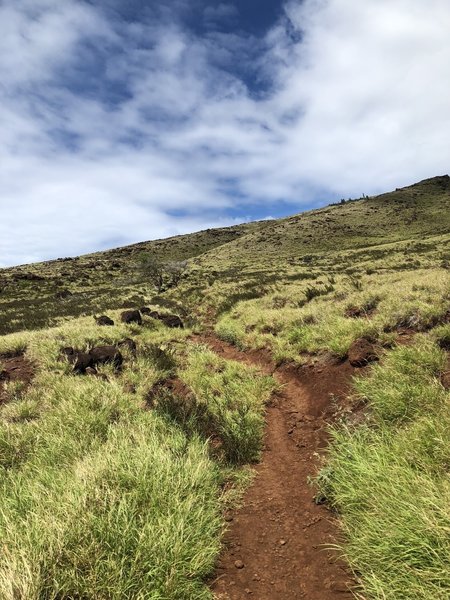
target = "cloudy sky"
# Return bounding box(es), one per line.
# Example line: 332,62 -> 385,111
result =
1,0 -> 449,267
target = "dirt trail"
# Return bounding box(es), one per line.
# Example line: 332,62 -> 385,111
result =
193,335 -> 359,600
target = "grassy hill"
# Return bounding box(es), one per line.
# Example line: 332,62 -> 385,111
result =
201,174 -> 450,266
0,175 -> 449,599
1,175 -> 449,335
0,221 -> 268,334
179,175 -> 450,323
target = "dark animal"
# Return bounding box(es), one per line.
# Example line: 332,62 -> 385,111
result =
140,306 -> 152,315
95,315 -> 114,326
120,310 -> 142,325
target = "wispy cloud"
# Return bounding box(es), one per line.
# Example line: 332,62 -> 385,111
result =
1,0 -> 449,266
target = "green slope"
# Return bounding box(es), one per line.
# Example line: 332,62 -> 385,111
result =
0,176 -> 449,600
0,222 -> 268,334
0,175 -> 449,334
194,175 -> 450,271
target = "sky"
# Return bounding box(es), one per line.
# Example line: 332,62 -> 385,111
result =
1,0 -> 449,267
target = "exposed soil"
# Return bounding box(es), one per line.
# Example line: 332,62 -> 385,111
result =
441,355 -> 450,390
146,376 -> 193,408
0,353 -> 35,404
395,328 -> 419,346
192,335 -> 361,600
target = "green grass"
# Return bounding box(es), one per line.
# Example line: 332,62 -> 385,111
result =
353,337 -> 446,423
0,316 -> 275,598
1,175 -> 450,599
179,346 -> 275,463
214,268 -> 450,363
1,176 -> 449,335
317,339 -> 450,600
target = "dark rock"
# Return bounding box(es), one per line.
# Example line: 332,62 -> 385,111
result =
56,289 -> 73,299
345,306 -> 364,319
0,370 -> 10,383
60,347 -> 76,363
438,337 -> 450,351
73,353 -> 94,374
120,310 -> 142,325
160,314 -> 184,328
348,338 -> 378,367
96,315 -> 114,326
13,272 -> 45,282
118,338 -> 137,356
61,346 -> 74,357
441,371 -> 450,390
140,306 -> 160,319
89,346 -> 123,370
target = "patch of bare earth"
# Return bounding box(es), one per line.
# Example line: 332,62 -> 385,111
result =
0,354 -> 35,405
193,335 -> 361,600
441,355 -> 450,390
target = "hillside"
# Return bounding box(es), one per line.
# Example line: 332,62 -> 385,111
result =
195,174 -> 450,269
0,175 -> 449,599
0,221 -> 269,334
1,175 -> 449,335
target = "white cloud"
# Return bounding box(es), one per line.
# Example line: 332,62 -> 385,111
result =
1,0 -> 449,267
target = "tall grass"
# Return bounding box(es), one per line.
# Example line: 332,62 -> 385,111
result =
215,268 -> 450,362
0,317 -> 275,598
179,346 -> 275,463
318,338 -> 450,599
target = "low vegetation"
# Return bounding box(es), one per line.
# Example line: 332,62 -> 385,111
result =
214,267 -> 450,361
317,339 -> 450,600
1,175 -> 449,599
0,313 -> 274,598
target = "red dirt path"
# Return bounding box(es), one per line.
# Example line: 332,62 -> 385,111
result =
193,335 -> 360,600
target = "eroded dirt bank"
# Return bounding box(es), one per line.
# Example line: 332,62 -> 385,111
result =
0,353 -> 35,405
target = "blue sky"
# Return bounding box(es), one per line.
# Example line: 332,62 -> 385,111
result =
1,0 -> 450,267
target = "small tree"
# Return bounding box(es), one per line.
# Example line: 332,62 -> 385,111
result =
139,253 -> 164,292
166,260 -> 188,288
138,254 -> 188,292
